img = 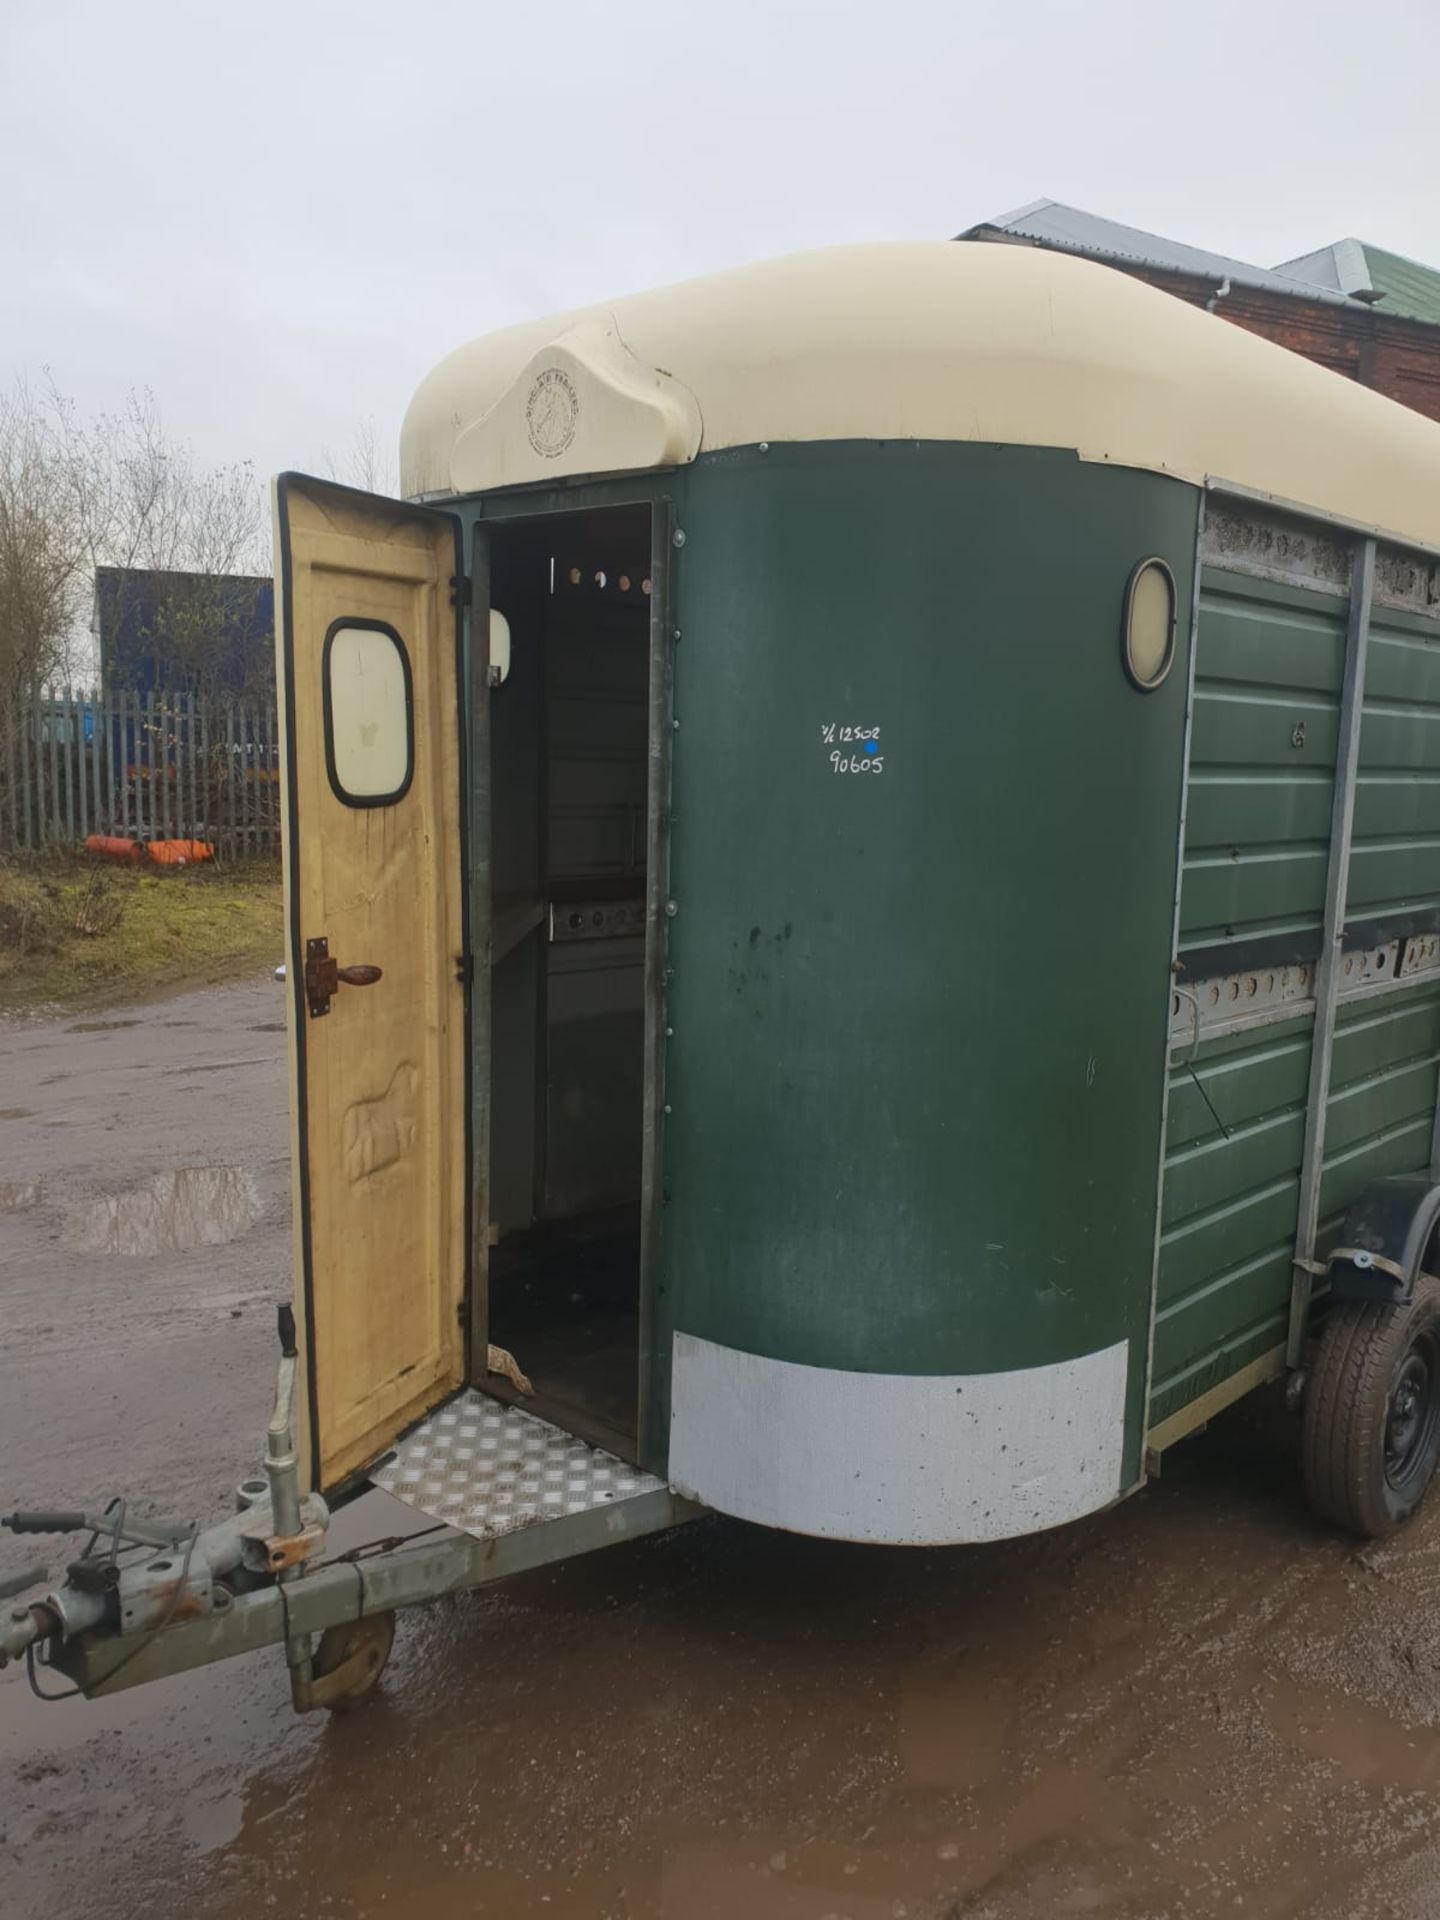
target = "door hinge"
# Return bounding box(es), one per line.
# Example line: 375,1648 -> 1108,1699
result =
450,573 -> 470,608
456,952 -> 475,987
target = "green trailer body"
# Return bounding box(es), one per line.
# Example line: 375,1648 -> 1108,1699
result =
396,240 -> 1440,1548
455,440 -> 1440,1542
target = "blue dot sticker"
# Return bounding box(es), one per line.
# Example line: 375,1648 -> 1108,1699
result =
864,739 -> 878,756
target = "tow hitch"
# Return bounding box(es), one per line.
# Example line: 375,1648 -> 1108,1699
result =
2,1303 -> 341,1707
2,1490 -> 331,1694
3,1307 -> 699,1713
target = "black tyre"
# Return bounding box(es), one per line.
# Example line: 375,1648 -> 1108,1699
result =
311,1609 -> 395,1712
1302,1273 -> 1440,1537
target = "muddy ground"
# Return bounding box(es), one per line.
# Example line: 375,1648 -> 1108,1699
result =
5,979 -> 1440,1919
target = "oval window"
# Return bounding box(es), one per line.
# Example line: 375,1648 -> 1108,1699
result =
323,621 -> 413,806
1122,557 -> 1177,690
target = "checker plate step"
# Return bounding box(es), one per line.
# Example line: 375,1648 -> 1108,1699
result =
371,1389 -> 665,1540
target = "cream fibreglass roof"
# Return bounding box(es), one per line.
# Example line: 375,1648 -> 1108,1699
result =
401,242 -> 1440,551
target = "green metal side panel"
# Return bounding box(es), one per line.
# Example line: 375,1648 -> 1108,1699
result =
653,442 -> 1199,1487
1151,982 -> 1440,1430
1152,1017 -> 1312,1425
1320,988 -> 1440,1230
1156,563 -> 1440,1436
1179,571 -> 1345,956
1349,606 -> 1440,922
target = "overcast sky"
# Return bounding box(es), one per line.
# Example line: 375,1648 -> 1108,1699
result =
3,0 -> 1438,490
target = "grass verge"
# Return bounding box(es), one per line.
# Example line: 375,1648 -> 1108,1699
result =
0,854 -> 284,1011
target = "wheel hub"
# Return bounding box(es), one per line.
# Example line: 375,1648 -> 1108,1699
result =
1385,1345 -> 1438,1492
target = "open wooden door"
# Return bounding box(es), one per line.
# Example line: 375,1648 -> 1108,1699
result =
274,474 -> 469,1494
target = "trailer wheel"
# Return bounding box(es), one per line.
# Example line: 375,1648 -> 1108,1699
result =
1302,1274 -> 1440,1537
311,1609 -> 395,1711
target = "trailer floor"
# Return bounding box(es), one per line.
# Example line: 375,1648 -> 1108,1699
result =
372,1388 -> 662,1534
486,1208 -> 642,1460
9,976 -> 1440,1920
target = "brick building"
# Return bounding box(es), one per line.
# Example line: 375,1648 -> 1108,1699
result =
958,200 -> 1440,425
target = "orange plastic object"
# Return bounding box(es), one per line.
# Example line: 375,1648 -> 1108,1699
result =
145,839 -> 215,866
84,835 -> 144,865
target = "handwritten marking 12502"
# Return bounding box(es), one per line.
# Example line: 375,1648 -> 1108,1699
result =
821,722 -> 883,774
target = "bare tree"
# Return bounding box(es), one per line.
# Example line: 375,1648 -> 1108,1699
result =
0,380 -> 89,719
0,377 -> 275,714
47,381 -> 272,700
324,415 -> 398,497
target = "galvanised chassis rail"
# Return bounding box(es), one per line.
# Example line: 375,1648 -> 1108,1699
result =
3,1314 -> 699,1707
6,1482 -> 694,1700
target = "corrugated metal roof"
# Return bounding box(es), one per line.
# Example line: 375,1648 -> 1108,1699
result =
959,199 -> 1370,308
1275,238 -> 1374,299
1276,239 -> 1440,327
1365,245 -> 1440,326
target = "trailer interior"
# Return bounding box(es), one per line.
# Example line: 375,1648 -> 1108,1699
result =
483,504 -> 654,1461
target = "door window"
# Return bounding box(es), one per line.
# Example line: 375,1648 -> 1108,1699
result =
322,619 -> 414,805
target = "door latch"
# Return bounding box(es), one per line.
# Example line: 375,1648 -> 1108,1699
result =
304,936 -> 383,1018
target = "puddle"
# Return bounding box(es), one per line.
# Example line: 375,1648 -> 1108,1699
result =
66,1018 -> 141,1034
1263,1680 -> 1440,1792
250,1023 -> 286,1034
898,1653 -> 1013,1790
0,1178 -> 43,1212
0,1107 -> 32,1120
64,1165 -> 263,1256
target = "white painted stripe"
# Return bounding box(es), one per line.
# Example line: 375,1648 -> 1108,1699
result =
668,1332 -> 1129,1545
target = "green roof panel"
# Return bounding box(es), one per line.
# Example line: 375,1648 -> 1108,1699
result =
1362,244 -> 1440,327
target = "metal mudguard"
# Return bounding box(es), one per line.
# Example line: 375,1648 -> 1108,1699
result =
1326,1176 -> 1440,1305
